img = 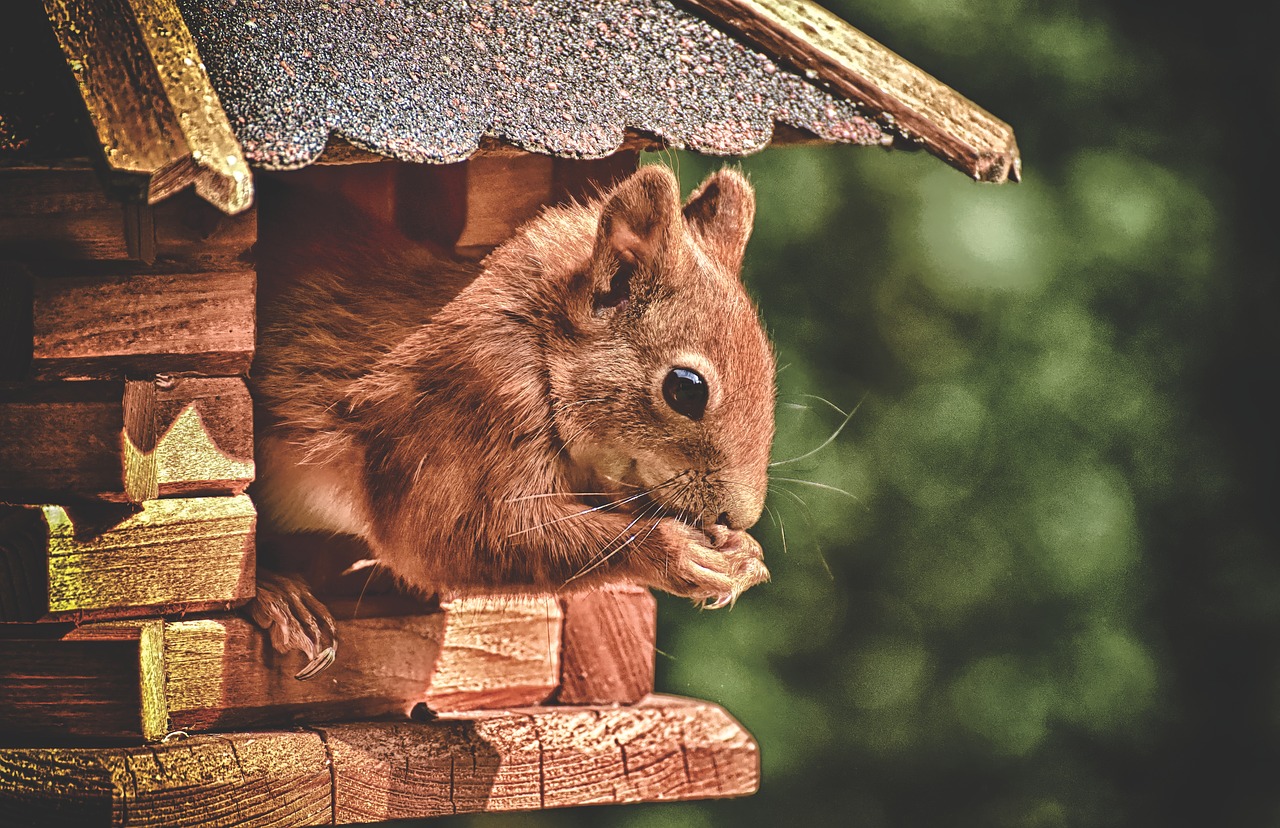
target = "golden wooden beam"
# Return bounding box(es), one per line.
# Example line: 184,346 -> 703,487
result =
43,0 -> 254,212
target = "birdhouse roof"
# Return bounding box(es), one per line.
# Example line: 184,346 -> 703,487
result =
26,0 -> 1019,214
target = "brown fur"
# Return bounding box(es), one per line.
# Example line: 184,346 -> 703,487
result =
252,166 -> 775,646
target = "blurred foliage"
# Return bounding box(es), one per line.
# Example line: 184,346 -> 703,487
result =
439,0 -> 1275,825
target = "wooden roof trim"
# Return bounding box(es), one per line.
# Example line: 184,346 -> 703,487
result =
681,0 -> 1021,182
44,0 -> 252,214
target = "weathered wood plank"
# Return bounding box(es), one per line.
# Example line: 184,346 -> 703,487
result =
44,0 -> 252,213
122,375 -> 255,502
0,594 -> 559,741
0,167 -> 133,260
166,595 -> 562,732
0,495 -> 255,622
682,0 -> 1020,182
557,585 -> 656,705
326,696 -> 760,822
0,381 -> 126,496
424,595 -> 563,711
21,269 -> 255,381
0,697 -> 755,825
0,730 -> 331,827
0,377 -> 254,502
150,190 -> 257,271
0,620 -> 166,743
0,165 -> 257,269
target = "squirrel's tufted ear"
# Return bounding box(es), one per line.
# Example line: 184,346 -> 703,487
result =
589,166 -> 682,311
683,168 -> 755,275
597,165 -> 681,266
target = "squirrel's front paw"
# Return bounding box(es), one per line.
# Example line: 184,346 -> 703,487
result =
659,522 -> 769,609
246,571 -> 338,680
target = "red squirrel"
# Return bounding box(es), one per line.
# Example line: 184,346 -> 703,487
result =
250,165 -> 775,671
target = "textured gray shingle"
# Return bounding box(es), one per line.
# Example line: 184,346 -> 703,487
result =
180,0 -> 885,169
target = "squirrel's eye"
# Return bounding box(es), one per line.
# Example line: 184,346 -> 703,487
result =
662,367 -> 709,420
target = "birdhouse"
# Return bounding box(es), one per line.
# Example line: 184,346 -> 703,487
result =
0,0 -> 1018,824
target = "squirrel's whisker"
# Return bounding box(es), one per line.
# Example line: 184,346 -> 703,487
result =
769,392 -> 865,468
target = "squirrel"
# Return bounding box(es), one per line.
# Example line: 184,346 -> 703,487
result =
249,165 -> 775,674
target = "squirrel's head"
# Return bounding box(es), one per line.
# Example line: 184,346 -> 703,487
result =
538,166 -> 776,532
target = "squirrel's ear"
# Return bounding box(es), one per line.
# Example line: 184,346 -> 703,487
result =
589,166 -> 681,311
683,169 -> 755,275
597,166 -> 680,266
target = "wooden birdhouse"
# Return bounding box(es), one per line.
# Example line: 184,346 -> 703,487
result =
0,0 -> 1017,824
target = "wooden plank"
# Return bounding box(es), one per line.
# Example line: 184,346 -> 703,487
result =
165,595 -> 562,732
0,730 -> 331,827
0,495 -> 255,622
44,0 -> 252,213
424,595 -> 563,710
0,620 -> 166,743
122,376 -> 255,502
0,381 -> 126,497
0,697 -> 754,825
552,152 -> 640,206
557,585 -> 656,705
0,377 -> 254,502
21,269 -> 255,380
0,164 -> 257,269
150,189 -> 257,271
453,153 -> 556,259
0,167 -> 132,260
682,0 -> 1021,182
326,696 -> 759,822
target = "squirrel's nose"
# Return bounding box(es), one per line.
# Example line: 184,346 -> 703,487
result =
711,493 -> 764,531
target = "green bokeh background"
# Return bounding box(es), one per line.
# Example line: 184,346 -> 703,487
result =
441,1 -> 1274,825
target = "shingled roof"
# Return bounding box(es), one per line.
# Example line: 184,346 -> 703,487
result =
32,0 -> 1019,214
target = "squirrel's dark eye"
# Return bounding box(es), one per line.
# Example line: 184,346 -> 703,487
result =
662,367 -> 709,420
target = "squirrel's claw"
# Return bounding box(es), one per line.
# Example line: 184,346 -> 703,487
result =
247,571 -> 339,680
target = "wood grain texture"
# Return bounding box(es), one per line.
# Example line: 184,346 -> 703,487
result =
165,595 -> 562,732
326,695 -> 759,821
0,167 -> 132,261
0,730 -> 331,827
0,164 -> 257,269
26,269 -> 255,381
681,0 -> 1021,182
0,620 -> 167,742
453,154 -> 556,259
0,377 -> 253,502
0,381 -> 127,497
0,697 -> 755,825
43,0 -> 252,213
122,376 -> 255,502
426,595 -> 563,711
557,585 -> 657,705
0,495 -> 255,622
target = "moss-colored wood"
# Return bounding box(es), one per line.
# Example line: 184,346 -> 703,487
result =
0,730 -> 331,826
0,495 -> 255,622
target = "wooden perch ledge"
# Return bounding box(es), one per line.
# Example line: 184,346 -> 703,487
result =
0,696 -> 758,826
